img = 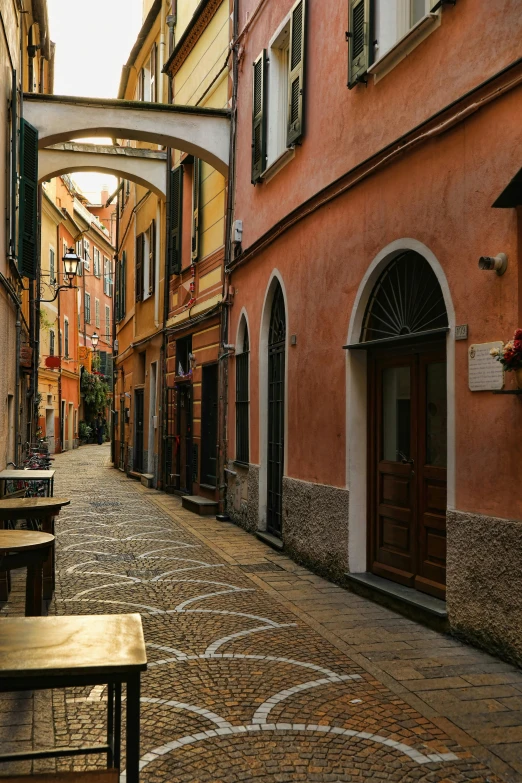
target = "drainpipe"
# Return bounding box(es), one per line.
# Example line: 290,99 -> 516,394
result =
217,0 -> 239,515
56,223 -> 62,453
158,28 -> 175,491
29,185 -> 44,452
111,182 -> 121,465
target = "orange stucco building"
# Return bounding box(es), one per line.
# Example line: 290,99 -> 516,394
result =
224,0 -> 522,663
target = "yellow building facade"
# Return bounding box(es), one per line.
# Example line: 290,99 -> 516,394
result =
114,0 -> 231,504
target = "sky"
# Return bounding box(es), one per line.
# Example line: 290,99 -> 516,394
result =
47,0 -> 144,200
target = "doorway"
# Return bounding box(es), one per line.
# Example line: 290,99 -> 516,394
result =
369,345 -> 447,598
134,389 -> 144,473
177,383 -> 192,494
148,362 -> 157,475
361,250 -> 449,599
201,364 -> 218,488
267,282 -> 286,538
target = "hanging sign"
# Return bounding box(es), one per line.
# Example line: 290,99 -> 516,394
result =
468,342 -> 504,391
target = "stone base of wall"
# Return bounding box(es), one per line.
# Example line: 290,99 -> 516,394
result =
447,509 -> 522,666
282,477 -> 349,582
226,463 -> 259,533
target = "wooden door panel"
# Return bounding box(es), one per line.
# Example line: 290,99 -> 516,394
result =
370,346 -> 447,599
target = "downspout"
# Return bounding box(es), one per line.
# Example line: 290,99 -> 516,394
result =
30,185 -> 43,450
217,0 -> 239,515
159,21 -> 175,491
111,181 -> 121,465
57,222 -> 62,453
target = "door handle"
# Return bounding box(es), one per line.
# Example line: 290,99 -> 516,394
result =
397,451 -> 414,465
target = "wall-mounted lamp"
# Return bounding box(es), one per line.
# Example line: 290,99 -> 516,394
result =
39,247 -> 82,302
478,253 -> 508,276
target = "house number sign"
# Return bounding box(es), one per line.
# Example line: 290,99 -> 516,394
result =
468,342 -> 504,391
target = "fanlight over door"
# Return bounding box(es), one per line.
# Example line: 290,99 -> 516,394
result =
361,251 -> 448,344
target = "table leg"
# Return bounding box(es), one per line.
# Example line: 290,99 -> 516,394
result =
107,682 -> 114,768
126,675 -> 140,783
114,682 -> 121,769
42,514 -> 55,600
0,521 -> 8,601
25,560 -> 43,616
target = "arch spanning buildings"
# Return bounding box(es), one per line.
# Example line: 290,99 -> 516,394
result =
24,93 -> 230,177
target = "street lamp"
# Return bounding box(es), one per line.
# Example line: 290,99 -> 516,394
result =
39,247 -> 82,302
91,331 -> 99,350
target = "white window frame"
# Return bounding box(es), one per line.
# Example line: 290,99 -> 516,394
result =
267,18 -> 291,169
85,292 -> 91,324
49,246 -> 55,285
93,247 -> 101,277
103,256 -> 111,295
95,297 -> 100,328
83,238 -> 90,271
143,231 -> 151,302
370,0 -> 440,79
64,317 -> 69,359
105,305 -> 111,341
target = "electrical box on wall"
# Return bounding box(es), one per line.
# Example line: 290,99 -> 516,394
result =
233,220 -> 243,244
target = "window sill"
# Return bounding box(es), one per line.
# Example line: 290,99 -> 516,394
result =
368,12 -> 441,83
261,147 -> 295,184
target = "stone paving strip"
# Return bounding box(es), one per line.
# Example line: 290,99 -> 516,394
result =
1,444 -> 521,782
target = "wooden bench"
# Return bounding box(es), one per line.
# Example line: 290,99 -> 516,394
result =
2,772 -> 119,782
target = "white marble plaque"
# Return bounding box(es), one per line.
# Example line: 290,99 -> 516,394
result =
468,342 -> 504,391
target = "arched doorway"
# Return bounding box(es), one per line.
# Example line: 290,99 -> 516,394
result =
359,251 -> 449,599
267,283 -> 286,537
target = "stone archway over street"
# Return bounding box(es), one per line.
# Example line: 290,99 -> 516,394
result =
23,93 -> 231,175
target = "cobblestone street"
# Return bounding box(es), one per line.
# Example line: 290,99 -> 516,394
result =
1,445 -> 522,782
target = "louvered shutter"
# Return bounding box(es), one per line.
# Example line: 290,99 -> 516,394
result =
18,119 -> 39,279
191,159 -> 200,262
99,351 -> 108,376
136,233 -> 144,302
169,166 -> 183,275
348,0 -> 371,88
115,260 -> 120,321
106,353 -> 114,386
149,219 -> 156,294
251,51 -> 267,184
121,250 -> 127,316
287,0 -> 306,146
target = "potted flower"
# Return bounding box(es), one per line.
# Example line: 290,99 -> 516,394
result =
490,329 -> 522,388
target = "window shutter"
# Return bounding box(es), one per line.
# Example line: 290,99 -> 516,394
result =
191,158 -> 200,262
348,0 -> 371,88
18,119 -> 39,279
251,51 -> 267,183
136,232 -> 144,302
121,250 -> 127,317
148,219 -> 155,294
168,166 -> 183,275
115,260 -> 120,321
287,0 -> 306,147
99,351 -> 107,376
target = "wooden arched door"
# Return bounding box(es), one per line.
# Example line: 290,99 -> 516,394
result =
363,252 -> 449,599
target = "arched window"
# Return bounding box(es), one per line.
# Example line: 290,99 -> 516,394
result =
361,251 -> 448,343
267,282 -> 286,537
235,321 -> 249,463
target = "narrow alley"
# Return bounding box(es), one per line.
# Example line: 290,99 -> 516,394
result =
2,446 -> 522,782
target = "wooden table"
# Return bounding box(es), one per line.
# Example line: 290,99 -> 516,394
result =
0,530 -> 54,615
0,469 -> 55,498
0,614 -> 147,783
0,497 -> 70,601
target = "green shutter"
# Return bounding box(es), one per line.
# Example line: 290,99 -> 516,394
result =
148,219 -> 155,295
99,351 -> 108,375
348,0 -> 371,88
136,232 -> 144,302
287,0 -> 306,146
251,50 -> 267,184
115,259 -> 120,321
121,250 -> 126,316
18,118 -> 39,279
191,158 -> 200,262
169,166 -> 183,275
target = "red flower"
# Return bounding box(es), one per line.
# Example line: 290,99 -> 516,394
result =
514,329 -> 522,341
